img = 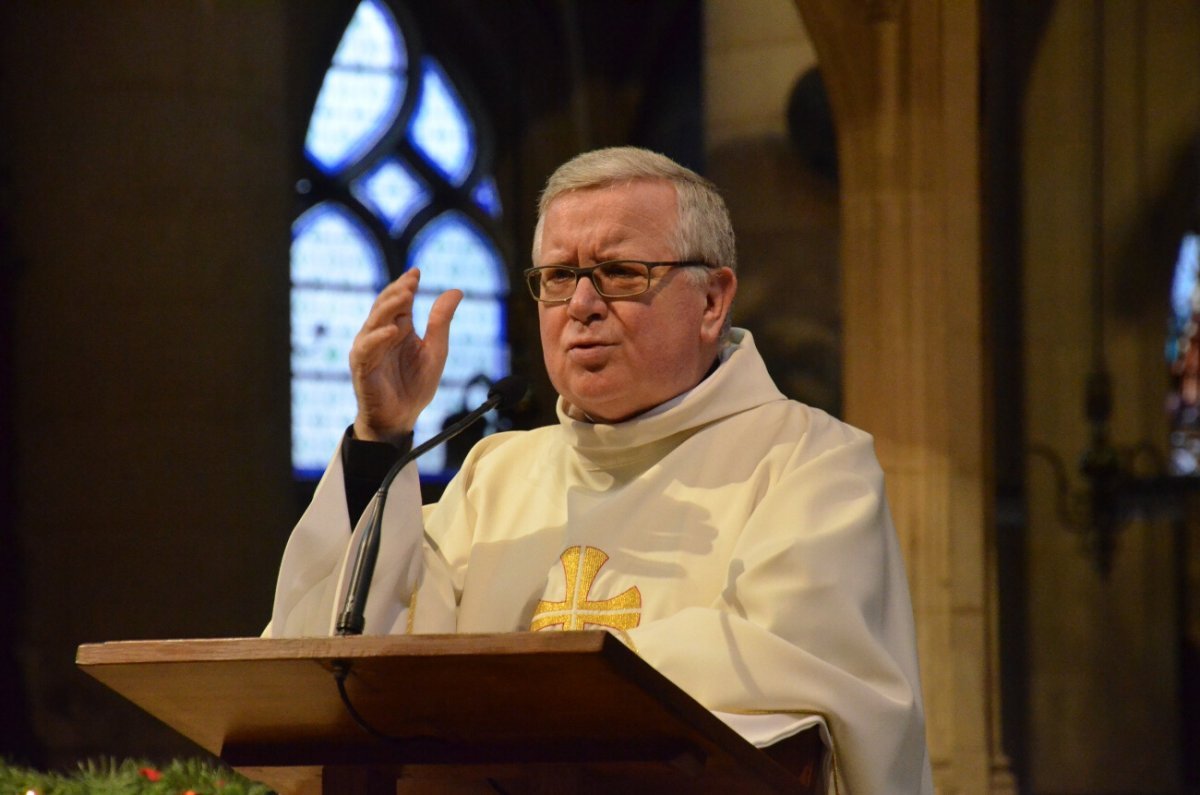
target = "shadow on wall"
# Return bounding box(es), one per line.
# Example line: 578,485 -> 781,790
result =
710,68 -> 842,416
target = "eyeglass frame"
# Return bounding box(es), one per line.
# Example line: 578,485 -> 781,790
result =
522,260 -> 712,304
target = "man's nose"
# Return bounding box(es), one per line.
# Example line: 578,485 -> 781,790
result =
567,273 -> 608,320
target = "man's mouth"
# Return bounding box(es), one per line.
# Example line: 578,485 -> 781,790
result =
568,340 -> 613,350
566,340 -> 615,364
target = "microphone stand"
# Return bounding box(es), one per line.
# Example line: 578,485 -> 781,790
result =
336,377 -> 525,636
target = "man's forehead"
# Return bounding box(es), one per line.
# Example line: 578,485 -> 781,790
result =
544,181 -> 678,234
544,178 -> 678,214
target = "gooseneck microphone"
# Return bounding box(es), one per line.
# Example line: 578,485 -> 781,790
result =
336,375 -> 527,636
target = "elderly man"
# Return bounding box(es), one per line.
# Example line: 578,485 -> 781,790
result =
269,147 -> 932,793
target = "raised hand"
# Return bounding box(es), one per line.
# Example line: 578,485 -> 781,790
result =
349,268 -> 463,445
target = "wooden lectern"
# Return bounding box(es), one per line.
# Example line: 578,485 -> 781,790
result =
77,631 -> 823,794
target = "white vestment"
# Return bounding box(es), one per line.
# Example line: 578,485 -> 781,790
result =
268,329 -> 933,794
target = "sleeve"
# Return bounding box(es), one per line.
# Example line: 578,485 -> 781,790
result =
265,445 -> 452,637
625,432 -> 933,795
340,426 -> 411,526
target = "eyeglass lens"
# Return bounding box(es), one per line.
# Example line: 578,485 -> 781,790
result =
529,261 -> 651,300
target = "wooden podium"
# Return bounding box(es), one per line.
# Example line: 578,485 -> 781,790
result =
77,631 -> 823,794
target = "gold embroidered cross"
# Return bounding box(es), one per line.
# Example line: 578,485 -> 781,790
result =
530,545 -> 642,632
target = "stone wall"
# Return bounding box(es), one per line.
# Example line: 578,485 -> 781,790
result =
1020,2 -> 1200,790
1,1 -> 296,764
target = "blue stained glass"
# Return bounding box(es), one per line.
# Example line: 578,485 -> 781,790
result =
407,211 -> 508,295
409,59 -> 475,185
291,202 -> 389,288
292,0 -> 508,481
290,202 -> 388,475
291,287 -> 380,377
305,0 -> 407,175
471,176 -> 502,218
406,211 -> 509,475
332,0 -> 403,69
352,157 -> 431,235
1170,233 -> 1200,326
293,378 -> 361,477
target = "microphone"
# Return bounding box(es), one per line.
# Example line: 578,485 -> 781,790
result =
336,375 -> 528,636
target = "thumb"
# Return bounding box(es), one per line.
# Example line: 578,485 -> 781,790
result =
423,288 -> 464,364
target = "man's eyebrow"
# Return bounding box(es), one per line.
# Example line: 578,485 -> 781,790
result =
538,258 -> 630,268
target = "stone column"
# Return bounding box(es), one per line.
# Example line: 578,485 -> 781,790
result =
792,1 -> 1015,791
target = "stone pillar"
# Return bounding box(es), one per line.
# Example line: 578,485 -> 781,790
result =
792,1 -> 1015,792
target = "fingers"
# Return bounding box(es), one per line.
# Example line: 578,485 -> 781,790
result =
361,268 -> 422,334
347,270 -> 462,443
350,269 -> 464,375
350,270 -> 418,374
348,324 -> 400,373
421,288 -> 464,365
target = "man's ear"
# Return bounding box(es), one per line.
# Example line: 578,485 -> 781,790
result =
700,267 -> 737,343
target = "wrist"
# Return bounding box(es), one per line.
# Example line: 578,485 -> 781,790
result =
352,417 -> 415,449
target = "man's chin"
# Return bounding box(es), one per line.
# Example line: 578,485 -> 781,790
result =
561,390 -> 623,424
564,393 -> 654,425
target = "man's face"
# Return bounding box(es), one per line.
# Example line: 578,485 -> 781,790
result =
536,179 -> 735,423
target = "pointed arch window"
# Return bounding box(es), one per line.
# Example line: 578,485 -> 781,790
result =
291,0 -> 509,479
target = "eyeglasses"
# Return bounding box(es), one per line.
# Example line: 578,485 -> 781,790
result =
523,260 -> 710,303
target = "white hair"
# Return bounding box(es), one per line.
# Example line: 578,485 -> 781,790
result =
531,147 -> 737,284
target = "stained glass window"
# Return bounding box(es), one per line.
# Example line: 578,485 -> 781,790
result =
409,59 -> 475,186
1167,231 -> 1200,475
351,157 -> 430,235
291,0 -> 508,479
304,1 -> 407,176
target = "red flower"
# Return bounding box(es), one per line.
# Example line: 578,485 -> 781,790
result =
138,767 -> 162,782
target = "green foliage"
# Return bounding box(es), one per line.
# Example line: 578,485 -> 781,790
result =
0,758 -> 274,795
